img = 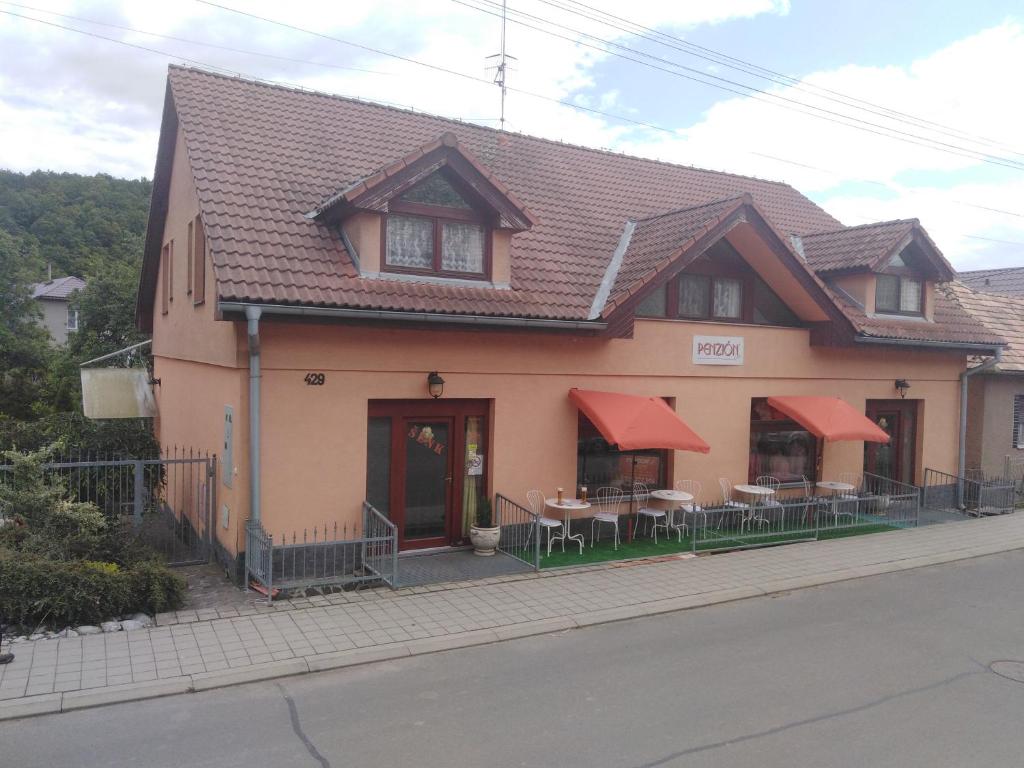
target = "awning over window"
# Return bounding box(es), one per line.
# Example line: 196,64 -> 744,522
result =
766,396 -> 889,443
569,389 -> 711,452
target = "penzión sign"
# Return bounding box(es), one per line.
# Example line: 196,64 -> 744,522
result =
692,335 -> 744,366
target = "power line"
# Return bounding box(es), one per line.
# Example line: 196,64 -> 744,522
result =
6,0 -> 1022,247
536,0 -> 1024,159
454,0 -> 1024,171
0,1 -> 389,75
194,0 -> 681,136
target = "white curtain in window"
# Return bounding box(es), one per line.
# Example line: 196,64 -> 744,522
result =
678,275 -> 709,317
386,215 -> 433,269
441,222 -> 485,273
899,278 -> 922,312
713,278 -> 742,318
875,275 -> 899,311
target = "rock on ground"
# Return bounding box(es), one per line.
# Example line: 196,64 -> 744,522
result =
76,625 -> 102,635
119,620 -> 145,631
127,613 -> 154,627
100,621 -> 122,633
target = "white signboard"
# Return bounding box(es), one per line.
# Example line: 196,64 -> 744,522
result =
692,335 -> 744,366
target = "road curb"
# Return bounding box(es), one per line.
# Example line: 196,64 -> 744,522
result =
190,658 -> 310,692
62,678 -> 193,711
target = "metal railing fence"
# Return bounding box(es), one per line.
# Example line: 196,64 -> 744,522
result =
495,493 -> 540,570
692,474 -> 919,553
0,447 -> 215,566
243,502 -> 398,601
923,468 -> 1015,516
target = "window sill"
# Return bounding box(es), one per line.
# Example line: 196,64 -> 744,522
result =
868,311 -> 930,323
360,270 -> 510,290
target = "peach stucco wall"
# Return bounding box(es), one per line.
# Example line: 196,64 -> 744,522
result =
151,125 -> 248,556
148,125 -> 968,556
248,317 -> 963,539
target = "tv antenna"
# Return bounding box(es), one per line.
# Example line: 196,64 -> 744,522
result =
485,0 -> 516,130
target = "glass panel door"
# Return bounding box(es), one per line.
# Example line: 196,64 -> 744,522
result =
366,417 -> 391,516
461,416 -> 485,537
403,420 -> 451,542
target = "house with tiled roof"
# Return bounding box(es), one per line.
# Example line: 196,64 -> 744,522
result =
137,66 -> 1005,578
31,274 -> 85,345
959,266 -> 1024,298
947,281 -> 1024,480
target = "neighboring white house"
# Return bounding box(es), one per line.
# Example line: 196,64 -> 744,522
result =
30,275 -> 85,345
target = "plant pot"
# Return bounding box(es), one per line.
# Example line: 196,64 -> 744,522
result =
469,525 -> 500,556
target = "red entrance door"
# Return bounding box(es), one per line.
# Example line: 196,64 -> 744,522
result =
864,400 -> 918,485
367,400 -> 488,550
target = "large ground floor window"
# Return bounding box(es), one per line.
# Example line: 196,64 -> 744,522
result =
749,398 -> 819,484
577,412 -> 667,492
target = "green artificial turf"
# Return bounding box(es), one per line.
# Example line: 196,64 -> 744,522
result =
506,520 -> 901,569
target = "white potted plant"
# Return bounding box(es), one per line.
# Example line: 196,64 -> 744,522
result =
469,497 -> 500,556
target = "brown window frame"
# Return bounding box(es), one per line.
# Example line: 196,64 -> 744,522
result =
186,219 -> 194,296
382,200 -> 492,281
193,214 -> 206,306
160,241 -> 172,314
875,270 -> 924,316
636,266 -> 754,324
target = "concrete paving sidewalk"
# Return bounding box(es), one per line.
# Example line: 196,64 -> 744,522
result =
2,513 -> 1023,720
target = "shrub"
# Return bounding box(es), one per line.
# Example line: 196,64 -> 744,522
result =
0,549 -> 185,627
127,560 -> 186,615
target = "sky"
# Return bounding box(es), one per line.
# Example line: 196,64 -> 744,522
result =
1,0 -> 1022,271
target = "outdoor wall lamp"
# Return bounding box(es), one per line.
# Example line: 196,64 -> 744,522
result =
427,371 -> 446,399
894,379 -> 911,399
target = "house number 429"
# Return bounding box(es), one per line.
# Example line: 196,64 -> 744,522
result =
304,372 -> 326,386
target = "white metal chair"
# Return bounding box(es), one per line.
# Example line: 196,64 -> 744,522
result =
718,477 -> 750,531
672,479 -> 704,540
633,482 -> 669,543
754,475 -> 783,529
526,489 -> 564,556
591,486 -> 623,550
833,472 -> 861,521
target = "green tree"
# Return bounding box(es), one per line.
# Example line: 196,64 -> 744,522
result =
0,230 -> 52,420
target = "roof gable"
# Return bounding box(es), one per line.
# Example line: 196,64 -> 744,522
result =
310,131 -> 535,231
801,219 -> 955,280
597,196 -> 852,331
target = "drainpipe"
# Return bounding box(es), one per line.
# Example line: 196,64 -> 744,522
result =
245,306 -> 262,522
958,348 -> 1001,507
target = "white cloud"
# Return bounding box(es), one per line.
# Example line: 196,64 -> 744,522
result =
611,21 -> 1024,268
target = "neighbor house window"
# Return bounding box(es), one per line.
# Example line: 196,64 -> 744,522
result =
192,215 -> 206,305
66,308 -> 79,332
384,173 -> 489,278
1014,395 -> 1024,450
876,274 -> 923,315
577,412 -> 667,491
749,398 -> 819,484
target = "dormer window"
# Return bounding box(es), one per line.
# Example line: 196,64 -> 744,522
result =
876,269 -> 923,315
384,173 -> 489,279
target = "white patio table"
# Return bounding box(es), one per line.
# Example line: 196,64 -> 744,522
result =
544,498 -> 590,554
816,480 -> 857,522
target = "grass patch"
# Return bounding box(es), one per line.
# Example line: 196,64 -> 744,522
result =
506,519 -> 902,569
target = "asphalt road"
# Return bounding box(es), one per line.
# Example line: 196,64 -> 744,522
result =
4,550 -> 1024,768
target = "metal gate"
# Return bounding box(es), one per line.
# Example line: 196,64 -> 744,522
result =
0,449 -> 216,567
